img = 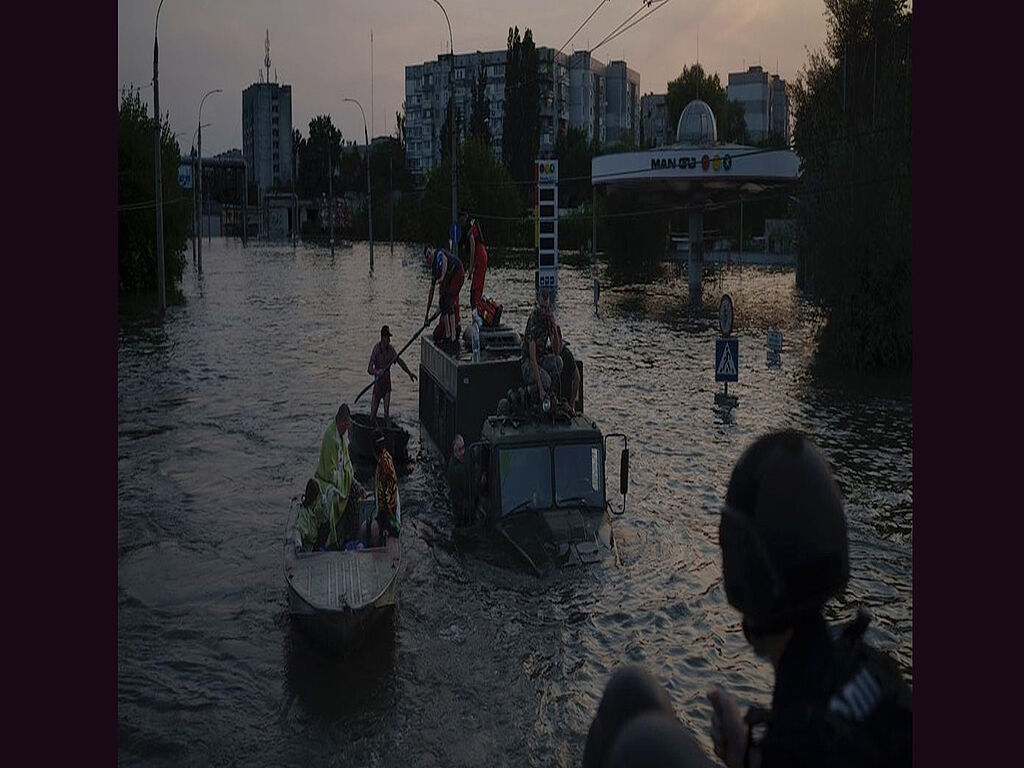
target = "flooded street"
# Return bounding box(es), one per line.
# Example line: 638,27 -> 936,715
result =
117,239 -> 911,766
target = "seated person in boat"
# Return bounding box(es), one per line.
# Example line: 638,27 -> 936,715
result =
368,324 -> 416,425
315,403 -> 367,548
520,289 -> 563,403
362,434 -> 400,546
295,478 -> 332,551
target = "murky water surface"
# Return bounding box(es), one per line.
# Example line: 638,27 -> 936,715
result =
118,240 -> 911,766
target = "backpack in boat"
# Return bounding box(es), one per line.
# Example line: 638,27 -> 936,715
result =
477,296 -> 502,327
753,613 -> 912,768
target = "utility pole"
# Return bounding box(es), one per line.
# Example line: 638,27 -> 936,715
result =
198,122 -> 203,272
328,150 -> 334,257
431,1 -> 456,245
389,151 -> 394,254
344,97 -> 373,272
197,89 -> 221,275
153,0 -> 167,315
191,146 -> 197,265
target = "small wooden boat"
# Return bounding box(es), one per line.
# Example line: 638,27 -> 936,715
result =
284,489 -> 402,653
349,412 -> 411,463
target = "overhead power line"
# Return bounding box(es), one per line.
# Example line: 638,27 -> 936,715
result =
593,0 -> 673,54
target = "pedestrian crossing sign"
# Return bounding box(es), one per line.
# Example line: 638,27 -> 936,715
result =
716,338 -> 739,382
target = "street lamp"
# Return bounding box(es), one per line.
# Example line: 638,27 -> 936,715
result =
430,0 -> 456,247
190,122 -> 210,267
343,97 -> 374,273
153,0 -> 168,315
197,88 -> 222,274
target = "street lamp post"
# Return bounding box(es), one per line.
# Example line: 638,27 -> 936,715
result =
328,149 -> 334,257
430,0 -> 456,246
197,89 -> 222,275
190,123 -> 207,268
343,97 -> 373,273
153,0 -> 167,314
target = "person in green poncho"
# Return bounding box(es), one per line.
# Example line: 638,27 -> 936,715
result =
294,478 -> 331,551
312,403 -> 366,549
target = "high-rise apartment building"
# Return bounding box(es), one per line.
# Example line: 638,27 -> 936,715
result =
640,93 -> 670,147
242,81 -> 293,192
726,65 -> 789,143
404,46 -> 639,184
242,33 -> 293,192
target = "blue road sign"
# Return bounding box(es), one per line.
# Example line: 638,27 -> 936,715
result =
716,338 -> 739,382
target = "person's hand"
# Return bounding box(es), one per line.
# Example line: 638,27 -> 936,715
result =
707,688 -> 747,768
409,371 -> 417,381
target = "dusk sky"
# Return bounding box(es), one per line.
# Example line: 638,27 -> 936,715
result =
118,0 -> 836,157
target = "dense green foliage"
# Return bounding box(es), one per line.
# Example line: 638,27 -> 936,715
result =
791,0 -> 912,371
666,64 -> 747,144
294,115 -> 344,199
556,127 -> 598,210
117,87 -> 188,298
502,27 -> 540,206
602,189 -> 671,284
419,137 -> 525,248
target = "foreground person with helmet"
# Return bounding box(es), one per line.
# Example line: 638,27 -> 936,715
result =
583,431 -> 912,768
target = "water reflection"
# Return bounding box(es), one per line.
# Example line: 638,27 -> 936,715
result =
118,239 -> 911,765
283,612 -> 398,724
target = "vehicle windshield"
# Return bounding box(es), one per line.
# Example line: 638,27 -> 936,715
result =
554,443 -> 604,508
498,446 -> 552,516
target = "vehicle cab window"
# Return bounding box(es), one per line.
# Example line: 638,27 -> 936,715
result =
554,443 -> 604,508
498,446 -> 552,515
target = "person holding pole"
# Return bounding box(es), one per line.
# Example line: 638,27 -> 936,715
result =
368,324 -> 416,425
424,244 -> 465,349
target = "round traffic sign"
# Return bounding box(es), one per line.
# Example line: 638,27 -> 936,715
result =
719,294 -> 734,336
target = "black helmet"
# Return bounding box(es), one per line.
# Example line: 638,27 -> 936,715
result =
719,431 -> 848,635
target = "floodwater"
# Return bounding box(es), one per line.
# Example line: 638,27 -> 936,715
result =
117,239 -> 911,766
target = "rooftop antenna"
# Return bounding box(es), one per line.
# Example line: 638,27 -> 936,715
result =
264,29 -> 271,85
696,30 -> 700,100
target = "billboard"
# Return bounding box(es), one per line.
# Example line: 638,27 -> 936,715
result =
178,162 -> 193,190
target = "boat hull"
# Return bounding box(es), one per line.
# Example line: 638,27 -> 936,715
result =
284,494 -> 402,654
350,412 -> 410,462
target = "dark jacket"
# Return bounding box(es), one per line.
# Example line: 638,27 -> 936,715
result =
756,614 -> 912,768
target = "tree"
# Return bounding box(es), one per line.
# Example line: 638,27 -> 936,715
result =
293,128 -> 305,189
791,0 -> 912,371
396,104 -> 407,150
728,100 -> 749,144
502,26 -> 540,202
296,115 -> 343,198
117,87 -> 188,298
439,98 -> 462,164
555,127 -> 595,209
420,137 -> 523,248
469,62 -> 491,145
666,64 -> 746,143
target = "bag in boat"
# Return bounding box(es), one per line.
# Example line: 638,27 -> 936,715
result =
478,296 -> 502,327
